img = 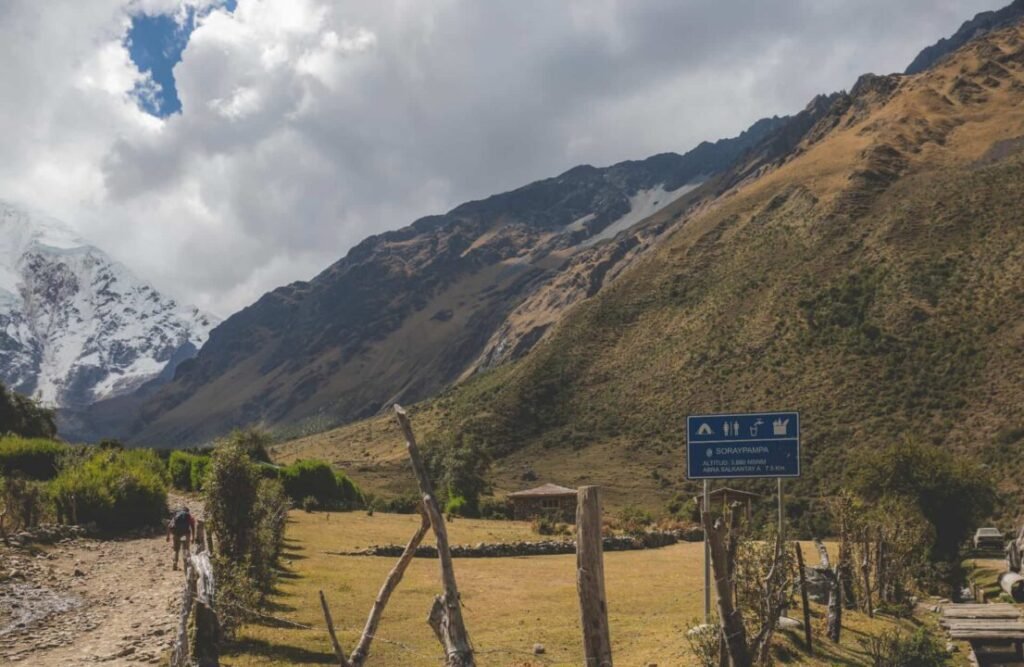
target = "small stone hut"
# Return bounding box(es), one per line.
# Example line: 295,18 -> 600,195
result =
508,483 -> 577,522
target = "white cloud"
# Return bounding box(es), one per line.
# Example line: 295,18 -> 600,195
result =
0,0 -> 1007,317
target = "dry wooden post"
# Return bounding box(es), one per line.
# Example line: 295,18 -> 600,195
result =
171,551 -> 220,667
861,546 -> 873,618
576,486 -> 613,667
350,511 -> 431,665
319,591 -> 353,667
702,509 -> 751,667
815,539 -> 842,643
195,520 -> 206,554
794,542 -> 812,655
393,405 -> 475,667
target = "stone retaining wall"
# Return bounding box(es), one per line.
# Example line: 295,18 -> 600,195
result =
342,527 -> 703,558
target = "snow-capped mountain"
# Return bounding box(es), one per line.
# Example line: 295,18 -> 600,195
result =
0,200 -> 217,410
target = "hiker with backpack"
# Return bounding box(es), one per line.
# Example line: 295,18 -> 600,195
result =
166,507 -> 196,570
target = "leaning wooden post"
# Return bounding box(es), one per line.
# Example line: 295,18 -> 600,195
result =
393,405 -> 475,667
576,486 -> 613,667
794,542 -> 812,655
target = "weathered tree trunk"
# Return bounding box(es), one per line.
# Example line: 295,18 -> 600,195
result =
794,542 -> 812,655
815,539 -> 842,644
576,486 -> 612,667
394,405 -> 475,667
703,509 -> 751,667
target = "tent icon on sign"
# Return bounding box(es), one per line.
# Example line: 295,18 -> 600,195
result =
772,418 -> 790,436
697,423 -> 714,436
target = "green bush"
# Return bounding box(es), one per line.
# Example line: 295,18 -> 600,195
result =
167,451 -> 211,491
203,441 -> 289,636
168,451 -> 193,490
371,493 -> 422,514
444,494 -> 467,517
0,476 -> 48,533
479,496 -> 511,520
0,437 -> 68,479
860,627 -> 949,667
190,456 -> 210,491
50,449 -> 167,533
279,460 -> 363,510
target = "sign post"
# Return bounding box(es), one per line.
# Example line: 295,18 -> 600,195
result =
687,411 -> 800,627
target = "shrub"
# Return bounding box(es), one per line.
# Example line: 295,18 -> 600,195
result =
372,493 -> 422,514
168,451 -> 193,490
203,441 -> 289,637
279,460 -> 363,510
223,428 -> 273,463
860,627 -> 949,667
190,456 -> 210,491
616,504 -> 654,536
0,437 -> 68,479
479,496 -> 512,520
49,449 -> 167,532
0,476 -> 48,533
444,494 -> 467,518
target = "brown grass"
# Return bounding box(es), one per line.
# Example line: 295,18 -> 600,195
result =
225,511 -> 935,666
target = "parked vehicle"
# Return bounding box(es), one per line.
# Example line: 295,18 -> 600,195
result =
974,526 -> 1005,551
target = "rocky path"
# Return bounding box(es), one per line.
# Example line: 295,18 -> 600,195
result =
0,494 -> 201,666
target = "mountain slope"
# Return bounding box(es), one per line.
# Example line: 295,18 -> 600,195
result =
118,110 -> 843,445
0,202 -> 216,433
905,0 -> 1024,74
275,21 -> 1024,511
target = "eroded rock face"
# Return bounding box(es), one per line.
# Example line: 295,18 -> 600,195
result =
905,0 -> 1024,75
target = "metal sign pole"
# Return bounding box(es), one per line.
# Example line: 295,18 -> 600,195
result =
704,478 -> 711,623
778,477 -> 784,541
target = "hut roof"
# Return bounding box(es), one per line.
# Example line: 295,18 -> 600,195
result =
508,483 -> 577,498
696,487 -> 762,502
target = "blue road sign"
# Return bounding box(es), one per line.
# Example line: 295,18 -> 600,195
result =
686,411 -> 800,479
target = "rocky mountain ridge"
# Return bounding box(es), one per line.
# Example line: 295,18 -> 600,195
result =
0,201 -> 216,431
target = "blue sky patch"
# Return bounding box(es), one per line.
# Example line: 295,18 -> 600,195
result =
126,0 -> 237,117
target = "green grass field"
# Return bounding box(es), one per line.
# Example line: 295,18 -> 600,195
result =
224,510 -> 945,666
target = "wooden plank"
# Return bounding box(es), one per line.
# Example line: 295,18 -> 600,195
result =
948,630 -> 1024,639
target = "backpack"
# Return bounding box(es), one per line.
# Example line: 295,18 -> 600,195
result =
171,510 -> 190,535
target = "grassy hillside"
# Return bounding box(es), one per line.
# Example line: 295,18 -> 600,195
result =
274,25 -> 1024,521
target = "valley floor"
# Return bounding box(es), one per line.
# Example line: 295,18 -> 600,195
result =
227,510 -> 939,666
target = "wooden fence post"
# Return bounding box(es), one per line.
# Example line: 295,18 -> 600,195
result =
195,520 -> 206,554
702,509 -> 751,667
577,485 -> 606,667
171,551 -> 220,667
394,405 -> 475,667
576,486 -> 612,667
794,542 -> 812,655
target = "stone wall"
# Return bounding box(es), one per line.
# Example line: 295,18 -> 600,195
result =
340,527 -> 703,558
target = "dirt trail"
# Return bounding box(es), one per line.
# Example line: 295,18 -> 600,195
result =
0,494 -> 202,666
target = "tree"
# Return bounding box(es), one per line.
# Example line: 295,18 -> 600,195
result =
0,382 -> 57,439
848,437 -> 994,586
424,429 -> 491,517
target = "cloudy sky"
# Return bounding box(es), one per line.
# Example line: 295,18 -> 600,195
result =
0,0 -> 1003,316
